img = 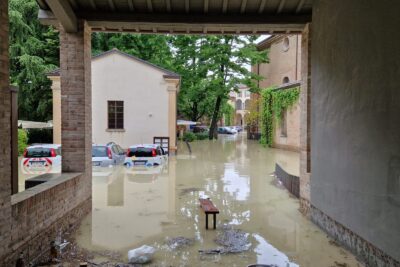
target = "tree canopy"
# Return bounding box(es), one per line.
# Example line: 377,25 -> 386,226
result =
9,1 -> 268,129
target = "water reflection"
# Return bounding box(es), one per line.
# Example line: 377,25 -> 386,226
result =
73,133 -> 361,267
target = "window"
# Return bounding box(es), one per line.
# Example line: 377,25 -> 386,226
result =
282,76 -> 290,84
108,101 -> 124,129
280,109 -> 287,137
282,37 -> 290,52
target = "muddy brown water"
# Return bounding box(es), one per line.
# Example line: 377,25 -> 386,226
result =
23,134 -> 363,266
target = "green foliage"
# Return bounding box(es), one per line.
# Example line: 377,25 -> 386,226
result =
9,0 -> 59,121
194,132 -> 209,140
222,103 -> 235,126
18,129 -> 28,155
260,87 -> 300,147
27,128 -> 53,144
182,132 -> 197,142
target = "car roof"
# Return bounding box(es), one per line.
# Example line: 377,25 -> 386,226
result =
129,144 -> 159,148
28,144 -> 60,149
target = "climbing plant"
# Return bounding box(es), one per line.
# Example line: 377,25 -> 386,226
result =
260,86 -> 300,147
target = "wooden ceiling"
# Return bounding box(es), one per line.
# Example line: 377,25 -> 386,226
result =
38,0 -> 312,34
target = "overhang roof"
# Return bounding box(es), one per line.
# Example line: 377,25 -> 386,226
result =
47,48 -> 180,79
37,0 -> 312,34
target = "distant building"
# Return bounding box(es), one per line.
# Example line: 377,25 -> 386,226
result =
229,84 -> 251,126
252,35 -> 301,151
48,49 -> 180,154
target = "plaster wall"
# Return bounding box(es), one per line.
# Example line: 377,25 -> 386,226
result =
311,0 -> 400,262
91,52 -> 172,149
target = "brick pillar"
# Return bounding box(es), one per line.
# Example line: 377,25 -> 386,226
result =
299,23 -> 311,215
59,21 -> 92,196
0,0 -> 11,260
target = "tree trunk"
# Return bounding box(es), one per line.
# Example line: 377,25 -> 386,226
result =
209,95 -> 222,140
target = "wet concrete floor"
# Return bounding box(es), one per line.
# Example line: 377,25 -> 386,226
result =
69,134 -> 362,267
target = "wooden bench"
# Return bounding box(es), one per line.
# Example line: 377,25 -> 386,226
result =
199,198 -> 219,229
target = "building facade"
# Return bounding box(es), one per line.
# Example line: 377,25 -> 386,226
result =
228,84 -> 251,126
252,35 -> 302,152
48,49 -> 180,153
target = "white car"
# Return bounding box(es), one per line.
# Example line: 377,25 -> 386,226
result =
21,144 -> 61,174
124,144 -> 167,167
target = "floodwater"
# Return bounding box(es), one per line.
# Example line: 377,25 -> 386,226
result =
70,133 -> 361,267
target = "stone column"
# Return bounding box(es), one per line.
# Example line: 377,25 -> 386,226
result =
59,21 -> 92,195
0,0 -> 11,261
49,76 -> 61,144
299,23 -> 311,215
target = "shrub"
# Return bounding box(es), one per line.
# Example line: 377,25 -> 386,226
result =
194,132 -> 208,140
182,132 -> 197,142
18,129 -> 28,155
27,128 -> 53,144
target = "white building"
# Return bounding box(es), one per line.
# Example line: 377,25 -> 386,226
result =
48,48 -> 180,154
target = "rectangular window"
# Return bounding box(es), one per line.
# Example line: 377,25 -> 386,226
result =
108,101 -> 124,129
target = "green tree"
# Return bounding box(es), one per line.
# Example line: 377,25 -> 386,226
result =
203,35 -> 267,139
92,33 -> 174,70
9,0 -> 59,121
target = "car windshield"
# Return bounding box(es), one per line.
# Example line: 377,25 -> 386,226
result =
26,147 -> 52,158
92,146 -> 108,157
128,147 -> 154,157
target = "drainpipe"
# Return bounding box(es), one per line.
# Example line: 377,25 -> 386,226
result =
295,35 -> 298,81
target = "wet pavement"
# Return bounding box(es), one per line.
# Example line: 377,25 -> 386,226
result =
22,133 -> 363,267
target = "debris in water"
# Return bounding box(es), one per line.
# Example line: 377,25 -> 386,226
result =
334,262 -> 349,267
127,245 -> 156,264
199,248 -> 224,254
214,228 -> 251,253
166,236 -> 194,250
179,187 -> 201,196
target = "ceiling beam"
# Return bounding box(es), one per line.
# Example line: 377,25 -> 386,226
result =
222,0 -> 228,13
240,0 -> 247,13
277,0 -> 286,13
89,0 -> 96,10
45,0 -> 77,32
69,0 -> 77,9
258,0 -> 267,13
108,0 -> 115,11
81,11 -> 311,25
128,0 -> 134,11
147,0 -> 153,12
204,0 -> 209,13
185,0 -> 190,13
165,0 -> 171,12
296,0 -> 305,13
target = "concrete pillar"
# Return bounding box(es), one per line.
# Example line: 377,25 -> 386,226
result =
59,21 -> 92,194
0,0 -> 11,259
49,76 -> 61,144
299,23 -> 311,215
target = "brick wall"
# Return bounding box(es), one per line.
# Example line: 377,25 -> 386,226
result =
4,173 -> 91,265
299,24 -> 311,214
0,0 -> 12,260
59,21 -> 92,198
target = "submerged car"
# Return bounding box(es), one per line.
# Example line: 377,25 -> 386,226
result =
124,144 -> 167,167
217,127 -> 237,135
21,144 -> 61,174
92,142 -> 126,167
232,126 -> 243,132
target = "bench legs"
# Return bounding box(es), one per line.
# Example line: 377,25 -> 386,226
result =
205,213 -> 217,230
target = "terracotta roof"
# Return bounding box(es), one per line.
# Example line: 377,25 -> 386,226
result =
47,48 -> 180,79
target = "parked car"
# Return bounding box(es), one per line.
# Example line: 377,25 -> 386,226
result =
193,125 -> 209,133
232,126 -> 243,132
124,144 -> 167,167
92,142 -> 126,167
21,144 -> 61,174
217,127 -> 237,135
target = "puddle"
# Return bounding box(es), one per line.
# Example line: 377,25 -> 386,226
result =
68,133 -> 362,267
